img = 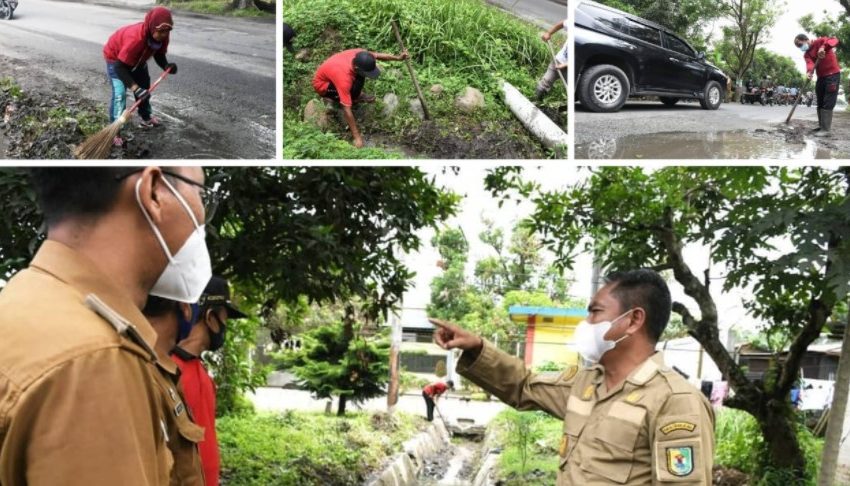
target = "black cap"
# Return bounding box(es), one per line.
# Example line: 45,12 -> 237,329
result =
199,276 -> 248,319
354,51 -> 381,79
284,22 -> 296,46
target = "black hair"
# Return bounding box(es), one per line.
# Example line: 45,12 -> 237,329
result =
603,269 -> 672,342
142,295 -> 180,318
29,168 -> 139,227
446,380 -> 455,389
796,34 -> 809,43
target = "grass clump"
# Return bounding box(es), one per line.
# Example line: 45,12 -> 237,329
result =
491,409 -> 561,485
159,0 -> 274,17
218,410 -> 425,485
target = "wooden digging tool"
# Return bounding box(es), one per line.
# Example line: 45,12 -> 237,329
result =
786,58 -> 820,125
546,39 -> 569,95
391,19 -> 430,120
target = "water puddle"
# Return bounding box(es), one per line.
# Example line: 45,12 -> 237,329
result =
576,130 -> 846,159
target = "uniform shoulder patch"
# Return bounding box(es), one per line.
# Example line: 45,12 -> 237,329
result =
625,391 -> 642,403
666,446 -> 694,476
561,365 -> 578,382
582,385 -> 595,400
661,421 -> 696,435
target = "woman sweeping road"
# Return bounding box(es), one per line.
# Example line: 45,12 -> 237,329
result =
103,7 -> 178,147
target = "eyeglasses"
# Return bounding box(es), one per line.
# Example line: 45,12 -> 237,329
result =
116,168 -> 220,224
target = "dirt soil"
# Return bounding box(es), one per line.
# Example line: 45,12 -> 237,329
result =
712,466 -> 749,486
0,56 -> 242,159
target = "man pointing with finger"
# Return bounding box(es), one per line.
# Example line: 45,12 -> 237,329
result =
430,269 -> 714,485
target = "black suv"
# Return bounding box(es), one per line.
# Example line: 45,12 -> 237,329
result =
576,1 -> 728,112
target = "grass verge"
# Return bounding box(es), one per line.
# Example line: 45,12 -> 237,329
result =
218,410 -> 427,485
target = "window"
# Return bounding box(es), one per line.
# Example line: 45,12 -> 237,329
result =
583,4 -> 630,36
626,19 -> 662,46
665,33 -> 695,58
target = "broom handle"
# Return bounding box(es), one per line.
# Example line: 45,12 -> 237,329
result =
125,66 -> 172,116
391,19 -> 430,120
547,39 -> 569,94
786,58 -> 819,124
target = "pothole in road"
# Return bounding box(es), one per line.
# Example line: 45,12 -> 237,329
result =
576,128 -> 847,159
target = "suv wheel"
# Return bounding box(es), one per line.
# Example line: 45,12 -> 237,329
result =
579,65 -> 629,113
659,97 -> 679,107
699,81 -> 722,110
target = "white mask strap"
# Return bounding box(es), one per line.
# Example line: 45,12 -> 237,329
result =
135,175 -> 202,263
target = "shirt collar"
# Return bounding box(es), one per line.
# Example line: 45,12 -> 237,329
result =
30,240 -> 159,355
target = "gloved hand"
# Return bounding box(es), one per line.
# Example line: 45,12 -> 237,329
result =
166,63 -> 178,75
133,87 -> 151,102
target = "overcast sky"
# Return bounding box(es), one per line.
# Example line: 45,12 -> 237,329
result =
400,167 -> 760,339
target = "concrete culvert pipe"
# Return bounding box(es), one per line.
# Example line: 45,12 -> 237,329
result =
501,81 -> 568,151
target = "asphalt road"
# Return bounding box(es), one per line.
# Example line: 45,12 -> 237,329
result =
574,100 -> 840,159
486,0 -> 567,26
0,0 -> 275,159
575,100 -> 819,144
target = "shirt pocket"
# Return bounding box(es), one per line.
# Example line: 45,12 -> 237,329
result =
559,406 -> 589,470
581,407 -> 645,483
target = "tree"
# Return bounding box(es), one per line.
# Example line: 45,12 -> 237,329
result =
277,320 -> 390,416
717,0 -> 782,99
488,166 -> 850,479
596,0 -> 720,50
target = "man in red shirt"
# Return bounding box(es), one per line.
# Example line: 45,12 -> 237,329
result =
795,33 -> 841,137
312,48 -> 409,148
143,276 -> 248,486
103,7 -> 178,146
422,380 -> 454,422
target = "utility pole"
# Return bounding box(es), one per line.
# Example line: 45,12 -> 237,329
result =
387,310 -> 402,414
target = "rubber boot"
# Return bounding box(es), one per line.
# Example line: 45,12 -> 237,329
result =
814,110 -> 833,137
812,109 -> 823,132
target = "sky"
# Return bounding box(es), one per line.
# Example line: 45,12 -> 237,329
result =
710,0 -> 845,75
399,166 -> 761,343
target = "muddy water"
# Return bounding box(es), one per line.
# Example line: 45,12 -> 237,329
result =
576,130 -> 845,159
419,440 -> 480,486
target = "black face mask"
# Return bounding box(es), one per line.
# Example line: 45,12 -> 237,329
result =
207,311 -> 226,352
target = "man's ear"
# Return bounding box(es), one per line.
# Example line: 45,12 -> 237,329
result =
626,307 -> 647,336
136,167 -> 167,225
179,302 -> 193,322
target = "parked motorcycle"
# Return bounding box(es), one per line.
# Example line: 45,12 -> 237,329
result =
740,87 -> 764,105
0,0 -> 17,19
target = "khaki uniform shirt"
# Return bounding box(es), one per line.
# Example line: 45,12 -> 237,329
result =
0,241 -> 204,485
457,341 -> 715,485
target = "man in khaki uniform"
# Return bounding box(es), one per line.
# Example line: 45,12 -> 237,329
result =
0,167 -> 212,485
431,269 -> 714,485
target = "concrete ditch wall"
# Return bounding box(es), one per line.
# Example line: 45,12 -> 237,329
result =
367,420 -> 451,486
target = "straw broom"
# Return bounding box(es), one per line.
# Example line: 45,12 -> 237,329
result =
75,67 -> 172,160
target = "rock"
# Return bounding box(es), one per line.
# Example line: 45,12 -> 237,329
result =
63,117 -> 79,133
455,86 -> 485,112
303,99 -> 329,129
382,93 -> 399,117
430,84 -> 444,95
387,68 -> 402,79
294,48 -> 310,62
408,98 -> 425,120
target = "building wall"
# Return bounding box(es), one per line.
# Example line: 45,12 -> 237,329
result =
526,315 -> 582,369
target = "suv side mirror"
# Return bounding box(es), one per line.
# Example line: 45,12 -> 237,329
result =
697,52 -> 706,60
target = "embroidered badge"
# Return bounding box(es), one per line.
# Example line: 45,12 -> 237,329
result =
582,385 -> 595,400
625,391 -> 642,403
666,446 -> 694,476
174,401 -> 185,417
661,422 -> 697,435
559,434 -> 569,457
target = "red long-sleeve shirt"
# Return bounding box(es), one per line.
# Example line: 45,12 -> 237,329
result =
423,382 -> 448,398
804,37 -> 841,78
172,348 -> 219,486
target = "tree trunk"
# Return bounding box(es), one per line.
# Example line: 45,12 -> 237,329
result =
337,395 -> 347,416
760,400 -> 806,478
819,304 -> 850,485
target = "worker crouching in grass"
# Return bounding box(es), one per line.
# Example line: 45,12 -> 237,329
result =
312,48 -> 408,148
103,7 -> 178,147
795,33 -> 841,137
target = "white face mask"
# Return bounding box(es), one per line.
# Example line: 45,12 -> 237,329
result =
136,176 -> 212,303
799,43 -> 810,52
572,309 -> 634,363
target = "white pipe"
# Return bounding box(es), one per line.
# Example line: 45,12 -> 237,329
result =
501,80 -> 568,151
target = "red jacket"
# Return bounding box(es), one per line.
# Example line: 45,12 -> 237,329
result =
103,8 -> 171,68
172,348 -> 219,486
423,382 -> 448,398
805,37 -> 840,78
